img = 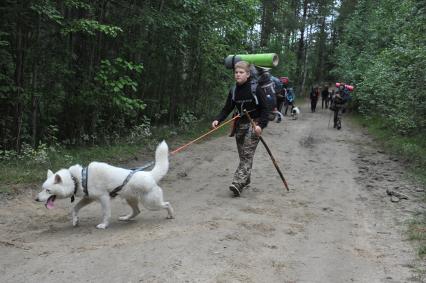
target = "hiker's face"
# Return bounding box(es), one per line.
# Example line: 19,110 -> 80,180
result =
234,68 -> 250,85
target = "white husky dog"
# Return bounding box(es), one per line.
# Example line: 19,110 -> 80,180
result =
35,141 -> 173,229
291,106 -> 300,120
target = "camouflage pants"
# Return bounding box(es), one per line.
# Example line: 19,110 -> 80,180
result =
232,122 -> 260,188
333,104 -> 344,127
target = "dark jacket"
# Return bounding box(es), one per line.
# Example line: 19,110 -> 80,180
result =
335,88 -> 351,104
310,89 -> 319,101
215,79 -> 269,129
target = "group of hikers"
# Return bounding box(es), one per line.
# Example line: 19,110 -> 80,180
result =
212,60 -> 352,197
309,83 -> 352,129
309,85 -> 333,112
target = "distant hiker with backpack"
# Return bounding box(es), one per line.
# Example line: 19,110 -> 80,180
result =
330,83 -> 352,130
284,86 -> 296,116
310,87 -> 320,112
211,61 -> 269,197
321,86 -> 329,109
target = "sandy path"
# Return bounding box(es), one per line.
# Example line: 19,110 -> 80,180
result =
0,103 -> 424,283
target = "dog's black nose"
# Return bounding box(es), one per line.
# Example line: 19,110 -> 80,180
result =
35,197 -> 39,202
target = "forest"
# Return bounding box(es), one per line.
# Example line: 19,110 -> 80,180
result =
0,0 -> 425,153
1,1 -> 425,278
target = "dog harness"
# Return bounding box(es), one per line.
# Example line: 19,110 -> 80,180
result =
109,161 -> 155,198
70,167 -> 89,202
81,166 -> 89,196
70,175 -> 78,203
72,161 -> 154,201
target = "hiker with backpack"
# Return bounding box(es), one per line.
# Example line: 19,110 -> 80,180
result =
211,61 -> 269,197
321,86 -> 329,109
310,86 -> 320,112
330,83 -> 352,130
284,86 -> 296,116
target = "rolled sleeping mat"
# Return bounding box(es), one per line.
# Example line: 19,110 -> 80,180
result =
224,53 -> 279,69
336,82 -> 354,91
345,85 -> 354,91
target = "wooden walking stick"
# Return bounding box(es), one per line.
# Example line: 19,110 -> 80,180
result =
243,110 -> 290,191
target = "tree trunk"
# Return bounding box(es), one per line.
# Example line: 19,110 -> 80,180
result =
31,14 -> 41,148
296,0 -> 308,90
14,13 -> 25,152
260,0 -> 274,48
316,0 -> 329,83
301,24 -> 312,96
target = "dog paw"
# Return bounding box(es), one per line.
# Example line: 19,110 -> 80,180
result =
96,223 -> 108,229
166,215 -> 174,219
72,217 -> 79,227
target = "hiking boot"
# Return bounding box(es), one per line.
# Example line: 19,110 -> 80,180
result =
229,183 -> 242,197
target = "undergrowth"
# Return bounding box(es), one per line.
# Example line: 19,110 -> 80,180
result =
0,118 -> 229,194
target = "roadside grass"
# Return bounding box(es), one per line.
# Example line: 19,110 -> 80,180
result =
351,115 -> 426,186
0,118 -> 229,195
408,210 -> 426,259
350,114 -> 426,262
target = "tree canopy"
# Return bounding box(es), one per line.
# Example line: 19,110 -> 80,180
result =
1,0 -> 425,152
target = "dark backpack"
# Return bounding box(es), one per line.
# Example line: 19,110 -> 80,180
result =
230,65 -> 279,121
271,76 -> 283,98
262,81 -> 278,120
231,80 -> 277,121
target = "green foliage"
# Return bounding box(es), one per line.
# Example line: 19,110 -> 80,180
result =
62,19 -> 122,37
334,0 -> 426,135
126,118 -> 153,144
1,0 -> 424,153
64,0 -> 92,11
95,58 -> 144,112
178,111 -> 198,131
0,143 -> 49,164
31,0 -> 63,24
0,0 -> 263,150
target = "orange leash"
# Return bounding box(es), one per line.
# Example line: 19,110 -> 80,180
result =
170,115 -> 240,155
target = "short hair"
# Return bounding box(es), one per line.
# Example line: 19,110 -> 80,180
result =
234,61 -> 251,73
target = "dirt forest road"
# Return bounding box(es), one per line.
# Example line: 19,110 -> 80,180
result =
0,103 -> 425,283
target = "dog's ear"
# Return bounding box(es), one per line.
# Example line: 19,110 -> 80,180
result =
54,174 -> 62,184
47,170 -> 54,178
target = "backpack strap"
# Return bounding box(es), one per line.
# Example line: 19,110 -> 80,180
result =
231,82 -> 258,105
261,81 -> 275,93
250,81 -> 259,105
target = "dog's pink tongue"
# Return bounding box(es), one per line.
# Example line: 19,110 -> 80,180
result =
46,199 -> 55,209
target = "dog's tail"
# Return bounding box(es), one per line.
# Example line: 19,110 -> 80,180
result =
151,141 -> 169,183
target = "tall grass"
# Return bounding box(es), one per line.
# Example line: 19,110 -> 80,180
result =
0,118 -> 229,194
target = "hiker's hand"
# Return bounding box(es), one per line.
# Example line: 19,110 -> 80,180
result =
212,120 -> 219,128
254,125 -> 262,136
